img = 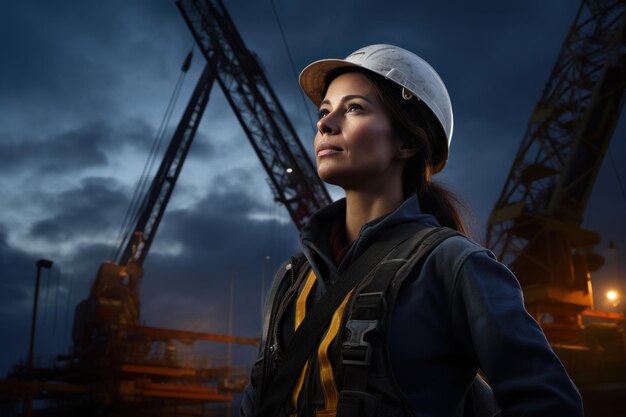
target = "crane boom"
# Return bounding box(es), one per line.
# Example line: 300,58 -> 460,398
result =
176,0 -> 332,230
115,64 -> 216,267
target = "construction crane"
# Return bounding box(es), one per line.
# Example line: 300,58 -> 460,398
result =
486,0 -> 626,413
73,0 -> 333,370
486,0 -> 626,341
73,0 -> 334,358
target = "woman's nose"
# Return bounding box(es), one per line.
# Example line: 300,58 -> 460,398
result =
317,114 -> 339,136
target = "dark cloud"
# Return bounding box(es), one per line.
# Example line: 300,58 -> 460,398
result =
29,177 -> 130,241
0,118 -> 159,175
0,1 -> 189,122
0,123 -> 108,174
0,225 -> 38,316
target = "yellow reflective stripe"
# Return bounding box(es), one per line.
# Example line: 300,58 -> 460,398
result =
296,270 -> 316,327
292,361 -> 309,411
292,270 -> 317,411
316,289 -> 354,417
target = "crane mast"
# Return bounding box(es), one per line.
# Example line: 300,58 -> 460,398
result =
487,0 -> 626,341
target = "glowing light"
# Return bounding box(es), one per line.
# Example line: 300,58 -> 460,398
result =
286,168 -> 293,174
607,290 -> 618,302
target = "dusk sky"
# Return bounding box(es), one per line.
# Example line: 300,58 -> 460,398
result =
1,0 -> 625,379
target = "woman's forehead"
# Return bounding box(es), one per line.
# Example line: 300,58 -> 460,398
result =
323,72 -> 378,101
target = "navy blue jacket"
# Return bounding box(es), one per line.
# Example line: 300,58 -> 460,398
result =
242,195 -> 583,417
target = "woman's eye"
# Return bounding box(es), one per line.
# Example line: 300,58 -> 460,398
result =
317,108 -> 329,119
347,103 -> 363,112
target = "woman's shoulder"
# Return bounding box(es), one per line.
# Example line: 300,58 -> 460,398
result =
394,229 -> 496,289
423,229 -> 523,299
425,230 -> 496,273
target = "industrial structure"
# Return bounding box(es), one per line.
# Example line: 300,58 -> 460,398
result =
1,0 -> 329,415
487,0 -> 626,414
0,0 -> 625,415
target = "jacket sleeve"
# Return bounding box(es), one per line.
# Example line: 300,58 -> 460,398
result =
449,248 -> 583,416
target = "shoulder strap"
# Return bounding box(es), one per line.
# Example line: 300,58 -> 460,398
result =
256,225 -> 441,417
341,227 -> 459,365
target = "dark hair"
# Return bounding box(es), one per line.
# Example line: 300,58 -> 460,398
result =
325,67 -> 469,235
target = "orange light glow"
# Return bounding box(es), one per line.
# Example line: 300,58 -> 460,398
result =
607,290 -> 619,302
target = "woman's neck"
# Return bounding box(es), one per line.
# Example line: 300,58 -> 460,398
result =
344,185 -> 405,243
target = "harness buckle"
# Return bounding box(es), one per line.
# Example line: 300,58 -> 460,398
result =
342,292 -> 386,366
341,319 -> 379,366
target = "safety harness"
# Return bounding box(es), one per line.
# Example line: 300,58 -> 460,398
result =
252,226 -> 501,417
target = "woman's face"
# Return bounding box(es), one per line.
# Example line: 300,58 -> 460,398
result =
314,71 -> 406,190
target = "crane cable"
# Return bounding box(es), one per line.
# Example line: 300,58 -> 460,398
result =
269,0 -> 314,258
111,48 -> 195,262
269,0 -> 317,133
113,68 -> 186,260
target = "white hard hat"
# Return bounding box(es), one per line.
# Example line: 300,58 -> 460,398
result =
299,44 -> 453,163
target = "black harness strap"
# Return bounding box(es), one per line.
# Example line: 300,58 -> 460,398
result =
256,224 -> 430,417
337,227 -> 461,417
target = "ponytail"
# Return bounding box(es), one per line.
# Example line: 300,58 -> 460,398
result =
417,181 -> 468,235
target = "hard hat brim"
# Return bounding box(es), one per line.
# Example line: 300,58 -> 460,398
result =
299,59 -> 363,108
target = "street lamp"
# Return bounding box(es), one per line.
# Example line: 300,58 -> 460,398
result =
27,258 -> 53,369
606,289 -> 620,308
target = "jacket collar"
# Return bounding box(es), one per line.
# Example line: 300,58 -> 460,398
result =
299,194 -> 439,291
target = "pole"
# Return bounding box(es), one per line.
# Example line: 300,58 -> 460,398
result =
227,276 -> 234,417
27,259 -> 53,369
26,259 -> 53,417
228,276 -> 233,368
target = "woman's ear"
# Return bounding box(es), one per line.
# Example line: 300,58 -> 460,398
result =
396,140 -> 419,160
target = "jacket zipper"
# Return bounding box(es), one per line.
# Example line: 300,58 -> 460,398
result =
269,258 -> 298,372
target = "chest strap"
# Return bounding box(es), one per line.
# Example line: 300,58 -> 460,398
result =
337,227 -> 461,417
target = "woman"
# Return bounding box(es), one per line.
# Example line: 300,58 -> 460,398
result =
242,44 -> 583,417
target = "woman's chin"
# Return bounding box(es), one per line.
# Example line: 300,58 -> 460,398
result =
317,168 -> 346,187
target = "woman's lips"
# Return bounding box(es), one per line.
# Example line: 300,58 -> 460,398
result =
316,143 -> 342,157
317,148 -> 342,157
